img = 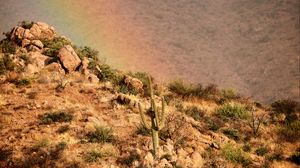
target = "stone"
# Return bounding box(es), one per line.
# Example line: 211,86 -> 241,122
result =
191,151 -> 204,168
23,29 -> 34,39
28,45 -> 40,52
31,40 -> 44,49
57,45 -> 81,73
81,57 -> 90,75
25,52 -> 50,74
143,152 -> 154,167
13,27 -> 25,40
211,142 -> 220,149
124,75 -> 144,93
87,73 -> 99,83
29,24 -> 41,38
21,39 -> 31,47
44,62 -> 65,75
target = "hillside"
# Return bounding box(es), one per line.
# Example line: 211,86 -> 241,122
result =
0,0 -> 299,103
0,22 -> 299,168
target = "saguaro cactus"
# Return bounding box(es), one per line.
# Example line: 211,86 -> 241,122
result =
138,76 -> 166,158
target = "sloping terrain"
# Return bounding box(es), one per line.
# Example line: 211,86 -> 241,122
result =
0,22 -> 299,168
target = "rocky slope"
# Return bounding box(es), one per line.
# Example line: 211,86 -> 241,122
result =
0,22 -> 299,168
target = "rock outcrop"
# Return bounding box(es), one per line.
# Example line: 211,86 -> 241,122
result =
124,75 -> 144,93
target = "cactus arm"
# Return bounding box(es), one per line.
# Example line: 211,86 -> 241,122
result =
159,97 -> 166,129
138,103 -> 150,129
148,76 -> 154,100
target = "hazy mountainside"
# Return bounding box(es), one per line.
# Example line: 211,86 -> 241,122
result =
0,0 -> 299,103
0,22 -> 299,168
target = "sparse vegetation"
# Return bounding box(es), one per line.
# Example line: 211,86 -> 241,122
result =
0,39 -> 17,54
84,150 -> 103,162
20,54 -> 32,65
119,152 -> 141,166
40,111 -> 73,124
255,147 -> 268,156
18,20 -> 34,29
0,147 -> 13,161
278,120 -> 300,142
57,125 -> 70,133
87,126 -> 115,143
30,138 -> 49,151
136,124 -> 151,136
216,103 -> 250,120
222,128 -> 240,141
288,148 -> 300,165
222,144 -> 252,167
183,105 -> 204,121
42,37 -> 71,57
271,99 -> 299,122
14,78 -> 32,87
0,54 -> 16,74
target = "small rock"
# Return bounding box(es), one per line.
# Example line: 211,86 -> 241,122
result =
31,40 -> 44,49
191,151 -> 204,168
211,142 -> 220,149
22,39 -> 31,47
124,75 -> 144,93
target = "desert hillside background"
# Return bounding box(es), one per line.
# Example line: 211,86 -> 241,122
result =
0,0 -> 299,103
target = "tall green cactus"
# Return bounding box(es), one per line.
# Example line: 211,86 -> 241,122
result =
138,76 -> 166,158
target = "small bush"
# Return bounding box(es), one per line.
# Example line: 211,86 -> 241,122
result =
18,20 -> 34,29
278,120 -> 300,142
118,84 -> 139,95
222,144 -> 252,167
49,141 -> 67,160
40,111 -> 73,124
42,37 -> 71,57
216,103 -> 250,120
0,54 -> 16,74
87,126 -> 115,143
221,89 -> 240,101
168,80 -> 193,97
74,46 -> 99,61
183,105 -> 204,121
222,128 -> 240,141
242,144 -> 251,152
0,40 -> 16,54
206,118 -> 223,131
255,147 -> 268,156
271,99 -> 299,122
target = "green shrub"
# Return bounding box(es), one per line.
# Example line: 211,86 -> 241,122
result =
0,54 -> 16,74
74,46 -> 99,61
87,126 -> 115,143
40,111 -> 73,124
168,80 -> 193,97
206,118 -> 223,131
255,147 -> 268,156
183,105 -> 204,121
42,37 -> 71,57
118,84 -> 139,95
94,64 -> 122,84
222,144 -> 252,167
222,128 -> 240,141
18,20 -> 34,29
216,103 -> 250,120
0,40 -> 16,54
221,89 -> 240,101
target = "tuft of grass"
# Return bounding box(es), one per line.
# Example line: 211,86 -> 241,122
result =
222,128 -> 240,141
222,144 -> 252,167
206,118 -> 224,131
87,126 -> 115,143
119,152 -> 141,166
30,138 -> 49,151
136,124 -> 151,136
57,125 -> 70,134
40,111 -> 73,124
84,150 -> 103,162
255,147 -> 268,156
216,103 -> 250,120
14,78 -> 32,87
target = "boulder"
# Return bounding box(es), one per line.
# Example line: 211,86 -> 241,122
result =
11,27 -> 25,40
57,45 -> 81,72
29,24 -> 41,38
23,29 -> 34,39
31,40 -> 43,49
124,75 -> 144,93
25,52 -> 50,74
44,62 -> 65,75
